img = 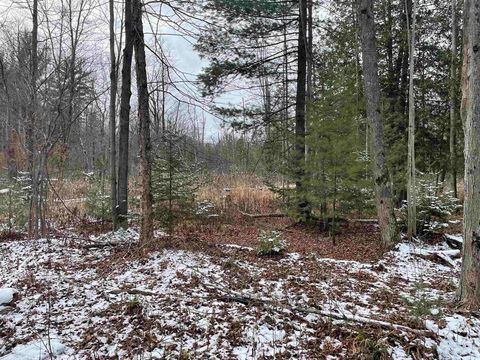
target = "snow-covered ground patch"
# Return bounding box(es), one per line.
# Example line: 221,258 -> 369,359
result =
0,339 -> 70,360
0,288 -> 17,305
0,232 -> 479,358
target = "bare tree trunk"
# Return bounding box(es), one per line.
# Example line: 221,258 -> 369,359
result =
133,0 -> 153,245
306,0 -> 313,101
0,57 -> 15,178
26,0 -> 38,174
295,0 -> 309,220
161,64 -> 166,134
459,0 -> 480,309
407,0 -> 417,240
109,0 -> 118,229
357,0 -> 399,248
460,0 -> 471,128
27,0 -> 39,239
449,0 -> 458,198
117,0 -> 134,229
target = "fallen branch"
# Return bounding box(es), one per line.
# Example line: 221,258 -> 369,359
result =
82,241 -> 135,249
412,249 -> 460,267
444,234 -> 463,250
109,288 -> 157,296
413,252 -> 455,267
239,211 -> 288,218
348,218 -> 378,224
216,294 -> 436,338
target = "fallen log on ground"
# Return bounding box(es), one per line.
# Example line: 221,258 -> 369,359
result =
108,286 -> 436,338
348,218 -> 379,224
109,288 -> 157,296
413,253 -> 454,267
217,294 -> 436,338
239,211 -> 288,218
444,234 -> 463,250
82,241 -> 137,249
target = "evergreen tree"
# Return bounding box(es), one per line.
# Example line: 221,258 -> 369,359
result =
152,132 -> 201,235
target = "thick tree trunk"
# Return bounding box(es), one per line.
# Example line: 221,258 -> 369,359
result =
109,0 -> 118,229
357,0 -> 399,248
459,0 -> 480,309
407,0 -> 417,240
133,0 -> 154,245
295,0 -> 309,220
117,0 -> 134,229
449,0 -> 458,198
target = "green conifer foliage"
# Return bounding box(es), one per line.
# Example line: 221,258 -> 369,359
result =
152,132 -> 201,235
306,73 -> 374,234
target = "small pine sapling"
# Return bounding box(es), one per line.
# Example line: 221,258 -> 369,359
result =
257,230 -> 287,256
85,172 -> 111,222
152,131 -> 203,236
0,177 -> 29,234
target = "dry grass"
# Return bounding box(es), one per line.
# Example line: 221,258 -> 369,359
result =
47,178 -> 91,225
197,173 -> 280,214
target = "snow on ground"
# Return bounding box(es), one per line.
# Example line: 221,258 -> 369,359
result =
1,232 -> 479,359
0,339 -> 70,360
0,288 -> 17,305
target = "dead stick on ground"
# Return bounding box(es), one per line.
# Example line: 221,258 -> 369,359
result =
239,211 -> 288,218
217,294 -> 436,338
108,285 -> 435,338
109,288 -> 157,296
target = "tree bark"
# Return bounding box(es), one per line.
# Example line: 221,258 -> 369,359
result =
449,0 -> 458,198
27,0 -> 39,239
133,0 -> 154,245
357,0 -> 399,248
460,0 -> 471,128
306,0 -> 313,101
406,0 -> 417,240
117,0 -> 134,229
26,0 -> 38,175
109,0 -> 118,229
459,0 -> 480,309
294,0 -> 309,220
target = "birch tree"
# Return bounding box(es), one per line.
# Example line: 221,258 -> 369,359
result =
357,0 -> 399,248
459,0 -> 480,309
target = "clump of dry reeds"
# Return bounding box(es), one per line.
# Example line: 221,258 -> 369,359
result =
197,173 -> 279,214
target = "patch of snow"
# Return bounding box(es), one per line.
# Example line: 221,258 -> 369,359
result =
426,315 -> 480,359
219,244 -> 254,251
390,345 -> 412,359
0,288 -> 17,305
445,234 -> 463,243
0,339 -> 69,360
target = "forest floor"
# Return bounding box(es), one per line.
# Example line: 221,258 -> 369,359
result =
1,216 -> 479,359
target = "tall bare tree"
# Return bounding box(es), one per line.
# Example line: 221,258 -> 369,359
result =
109,0 -> 118,229
357,0 -> 399,248
406,0 -> 417,240
133,0 -> 153,245
459,0 -> 480,309
449,0 -> 458,198
27,0 -> 41,239
118,0 -> 134,229
294,0 -> 308,220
